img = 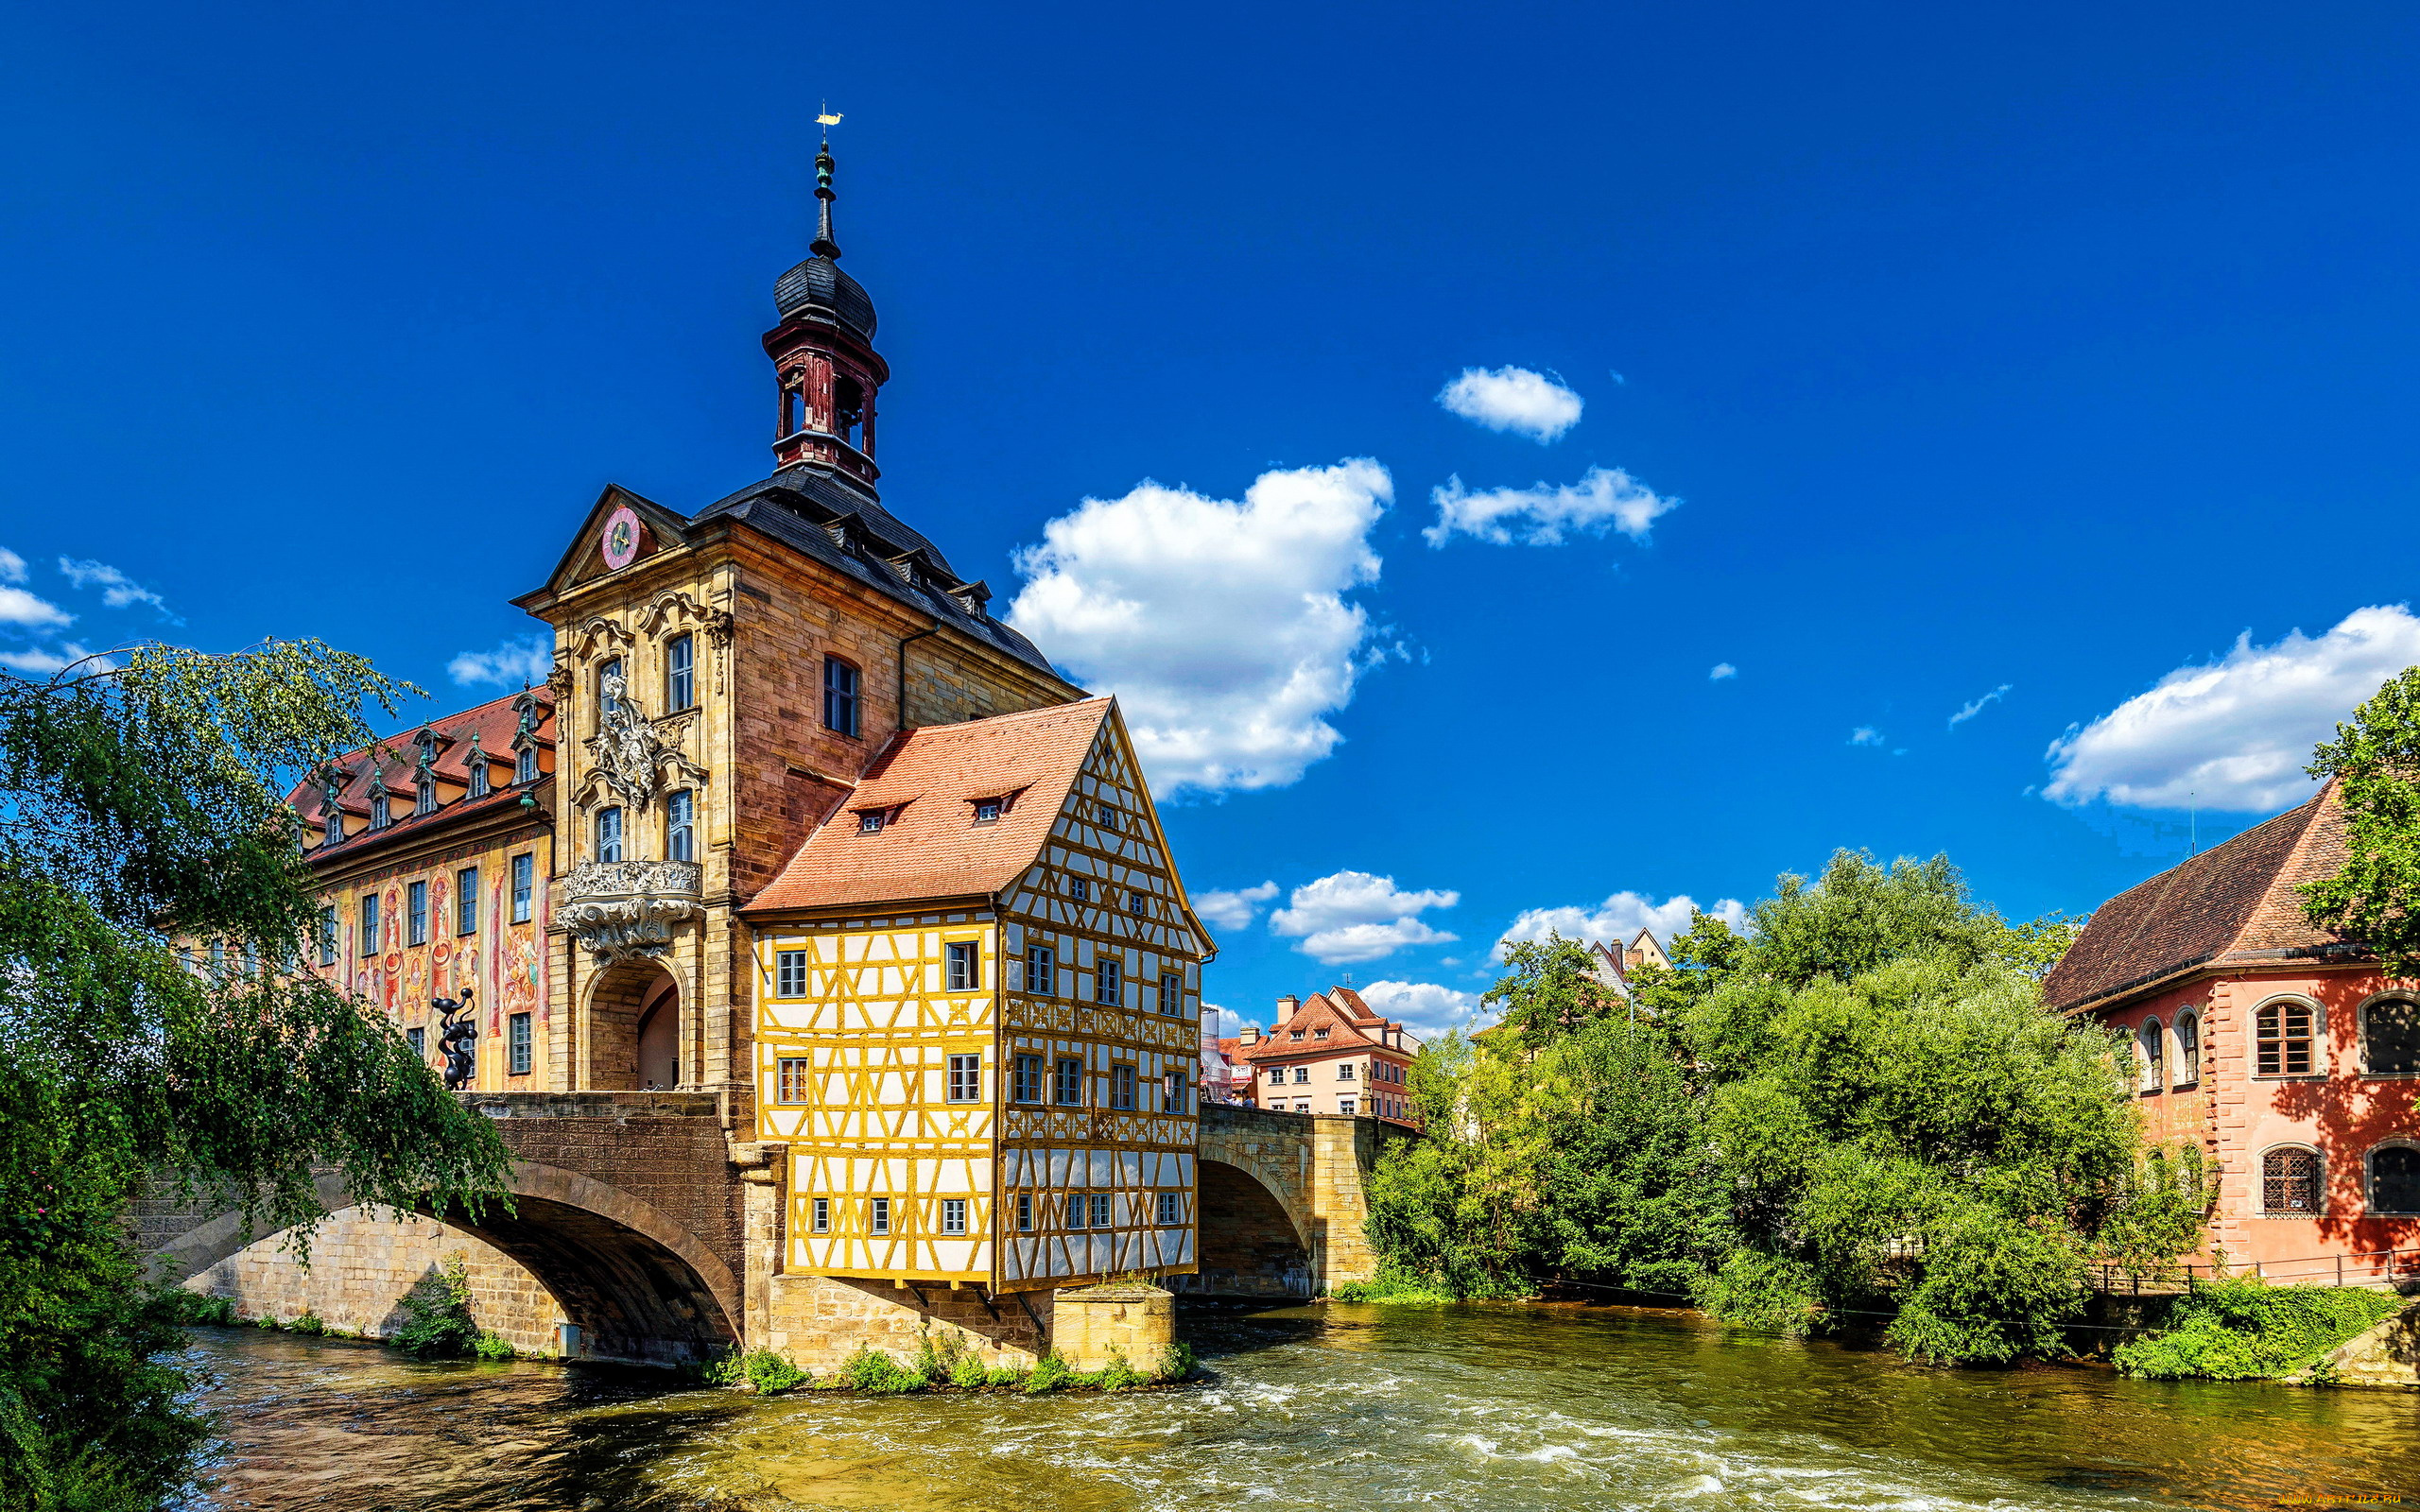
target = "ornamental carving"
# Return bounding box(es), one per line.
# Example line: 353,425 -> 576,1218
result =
640,589 -> 735,649
580,667 -> 708,810
552,859 -> 704,964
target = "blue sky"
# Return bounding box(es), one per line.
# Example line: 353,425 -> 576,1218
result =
8,1 -> 2420,1036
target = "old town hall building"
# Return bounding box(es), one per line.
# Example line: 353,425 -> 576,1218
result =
284,141 -> 1214,1362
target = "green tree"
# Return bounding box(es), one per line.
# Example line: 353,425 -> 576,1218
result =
0,644 -> 511,1511
2301,665 -> 2420,975
1484,933 -> 1621,1051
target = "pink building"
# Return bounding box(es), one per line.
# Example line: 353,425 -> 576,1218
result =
2045,782 -> 2420,1280
1233,987 -> 1422,1125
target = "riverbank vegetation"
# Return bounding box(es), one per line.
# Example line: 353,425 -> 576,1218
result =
1364,852 -> 2206,1366
2113,1280 -> 2402,1383
0,645 -> 511,1512
705,1334 -> 1195,1395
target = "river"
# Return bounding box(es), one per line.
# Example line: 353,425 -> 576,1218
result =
182,1300 -> 2416,1511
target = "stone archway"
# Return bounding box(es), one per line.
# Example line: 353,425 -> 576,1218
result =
147,1160 -> 740,1367
586,956 -> 679,1091
1180,1158 -> 1314,1297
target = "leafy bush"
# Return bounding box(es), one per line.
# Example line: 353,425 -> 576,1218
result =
743,1349 -> 809,1393
1153,1341 -> 1197,1382
2115,1280 -> 2403,1381
389,1254 -> 482,1359
950,1352 -> 991,1388
290,1311 -> 324,1336
1091,1350 -> 1143,1391
1023,1350 -> 1073,1393
181,1294 -> 237,1327
1330,1279 -> 1456,1305
839,1344 -> 925,1394
474,1330 -> 515,1361
983,1365 -> 1028,1387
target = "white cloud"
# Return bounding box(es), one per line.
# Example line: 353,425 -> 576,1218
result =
1436,366 -> 1584,443
0,548 -> 26,584
1495,890 -> 1749,960
1426,466 -> 1678,548
1947,684 -> 2012,730
1356,979 -> 1486,1038
0,643 -> 113,677
2045,605 -> 2420,813
1195,881 -> 1277,933
1008,460 -> 1391,795
1849,727 -> 1884,747
1710,662 -> 1737,680
0,586 -> 71,628
1271,869 -> 1461,964
59,558 -> 174,619
449,634 -> 555,689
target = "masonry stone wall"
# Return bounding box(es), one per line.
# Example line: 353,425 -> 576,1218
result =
762,1273 -> 1050,1372
2326,1297 -> 2420,1386
1051,1284 -> 1174,1373
186,1208 -> 567,1355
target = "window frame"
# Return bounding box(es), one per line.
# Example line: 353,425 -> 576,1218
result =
946,1053 -> 981,1104
2137,1018 -> 2165,1095
1089,1193 -> 1112,1228
776,1057 -> 811,1103
774,950 -> 808,998
1053,1056 -> 1084,1107
1094,956 -> 1121,1006
456,866 -> 479,936
1159,971 -> 1182,1016
942,1197 -> 968,1236
870,1195 -> 890,1235
360,894 -> 380,954
2173,1008 -> 2202,1089
406,1026 -> 425,1058
945,940 -> 980,992
1069,876 -> 1090,903
1156,1192 -> 1180,1226
2254,995 -> 2325,1078
821,655 -> 862,738
318,905 -> 338,967
595,805 -> 625,863
2359,993 -> 2420,1077
2367,1141 -> 2420,1216
406,880 -> 429,946
508,1011 -> 532,1075
516,745 -> 540,784
1025,944 -> 1055,995
812,1195 -> 831,1234
1016,1193 -> 1034,1231
1110,1062 -> 1138,1110
666,789 -> 696,862
510,852 -> 534,923
665,632 -> 696,712
2260,1143 -> 2325,1217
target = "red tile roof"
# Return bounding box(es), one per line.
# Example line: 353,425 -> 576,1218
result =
289,688 -> 555,858
1236,988 -> 1408,1061
2043,781 -> 2358,1013
743,698 -> 1115,914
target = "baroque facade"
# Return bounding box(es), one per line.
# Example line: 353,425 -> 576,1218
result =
266,139 -> 1213,1361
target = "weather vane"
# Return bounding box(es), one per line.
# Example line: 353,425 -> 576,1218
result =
817,103 -> 842,132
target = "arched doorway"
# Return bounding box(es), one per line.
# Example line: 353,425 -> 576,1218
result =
586,957 -> 680,1091
635,978 -> 679,1090
1181,1159 -> 1313,1297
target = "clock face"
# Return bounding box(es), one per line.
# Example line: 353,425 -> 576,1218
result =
600,506 -> 642,570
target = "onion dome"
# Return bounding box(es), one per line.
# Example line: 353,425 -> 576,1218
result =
773,136 -> 876,340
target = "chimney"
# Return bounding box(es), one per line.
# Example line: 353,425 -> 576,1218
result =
1275,994 -> 1300,1024
1241,1024 -> 1260,1044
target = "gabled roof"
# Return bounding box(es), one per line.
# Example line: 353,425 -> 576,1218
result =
741,698 -> 1116,914
2043,782 -> 2358,1014
1238,988 -> 1407,1061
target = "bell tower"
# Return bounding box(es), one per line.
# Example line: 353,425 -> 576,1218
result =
764,134 -> 888,487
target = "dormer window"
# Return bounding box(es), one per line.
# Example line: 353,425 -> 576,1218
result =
415,777 -> 437,816
368,782 -> 391,830
1288,1030 -> 1305,1041
516,746 -> 539,783
323,806 -> 343,847
973,799 -> 1002,824
1313,1028 -> 1329,1040
858,810 -> 886,834
468,760 -> 489,799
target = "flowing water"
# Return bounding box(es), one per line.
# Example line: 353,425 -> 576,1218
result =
182,1300 -> 2415,1511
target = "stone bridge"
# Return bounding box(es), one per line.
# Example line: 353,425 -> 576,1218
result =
130,1095 -> 1409,1366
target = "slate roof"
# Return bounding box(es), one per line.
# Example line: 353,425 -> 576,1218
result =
688,463 -> 1059,679
773,254 -> 876,340
2042,782 -> 2359,1014
288,688 -> 555,863
742,698 -> 1115,914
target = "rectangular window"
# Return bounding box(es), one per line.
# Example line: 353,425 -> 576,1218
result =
973,798 -> 1002,823
812,1196 -> 831,1233
1012,1053 -> 1044,1104
1293,1067 -> 1310,1085
1156,1193 -> 1180,1225
666,633 -> 695,711
1070,876 -> 1091,902
945,941 -> 979,991
1095,957 -> 1121,1006
947,1053 -> 981,1103
822,657 -> 861,738
1127,890 -> 1147,916
942,1198 -> 967,1236
666,789 -> 695,862
1090,1193 -> 1112,1228
318,905 -> 337,966
777,1057 -> 810,1102
857,811 -> 885,834
517,746 -> 539,784
1164,1073 -> 1189,1113
596,806 -> 624,863
1053,1057 -> 1083,1107
775,950 -> 808,997
406,1025 -> 425,1058
871,1196 -> 890,1235
2257,1002 -> 2317,1076
360,894 -> 380,954
509,1012 -> 532,1075
457,867 -> 479,935
1339,1062 -> 1357,1079
406,881 -> 428,946
1111,1063 -> 1138,1110
1068,1193 -> 1086,1229
1340,1097 -> 1357,1115
1159,971 -> 1182,1016
415,778 -> 436,816
1025,945 -> 1055,996
510,853 -> 534,923
1017,1193 -> 1034,1231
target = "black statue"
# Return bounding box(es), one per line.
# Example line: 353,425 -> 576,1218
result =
433,989 -> 477,1091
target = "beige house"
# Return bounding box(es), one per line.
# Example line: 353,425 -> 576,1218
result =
1235,987 -> 1422,1125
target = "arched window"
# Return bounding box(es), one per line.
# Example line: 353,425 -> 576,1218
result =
595,806 -> 624,863
666,633 -> 696,712
597,659 -> 624,716
516,745 -> 540,784
2262,1147 -> 2322,1215
2138,1020 -> 2165,1093
2370,1145 -> 2420,1215
2174,1011 -> 2200,1087
415,776 -> 437,816
323,805 -> 343,847
822,656 -> 860,738
2363,997 -> 2420,1075
2255,999 -> 2318,1076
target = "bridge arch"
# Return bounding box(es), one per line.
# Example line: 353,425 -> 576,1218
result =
150,1160 -> 739,1367
1190,1156 -> 1315,1297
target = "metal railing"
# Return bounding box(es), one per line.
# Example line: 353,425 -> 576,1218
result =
2088,1246 -> 2420,1295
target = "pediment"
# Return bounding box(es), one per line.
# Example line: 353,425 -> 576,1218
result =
526,485 -> 694,602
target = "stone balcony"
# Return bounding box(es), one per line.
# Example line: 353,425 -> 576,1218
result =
552,859 -> 704,964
